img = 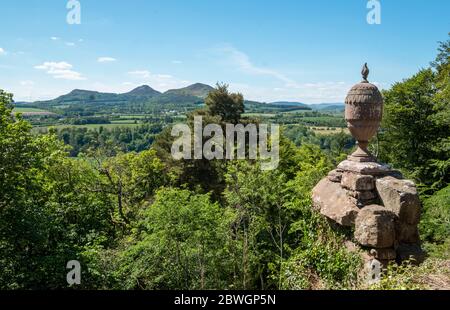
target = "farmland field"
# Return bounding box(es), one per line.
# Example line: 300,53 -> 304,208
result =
119,115 -> 152,119
13,107 -> 54,115
308,127 -> 350,135
110,120 -> 141,124
13,107 -> 47,112
243,113 -> 276,118
32,122 -> 142,133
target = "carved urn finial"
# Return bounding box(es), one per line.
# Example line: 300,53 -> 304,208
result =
362,63 -> 369,82
345,64 -> 383,162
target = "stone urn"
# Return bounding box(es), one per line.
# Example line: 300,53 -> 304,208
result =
345,63 -> 383,162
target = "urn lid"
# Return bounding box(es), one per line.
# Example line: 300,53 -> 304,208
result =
345,63 -> 383,105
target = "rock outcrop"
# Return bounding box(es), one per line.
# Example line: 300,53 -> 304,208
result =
354,205 -> 396,248
312,178 -> 360,227
312,164 -> 423,265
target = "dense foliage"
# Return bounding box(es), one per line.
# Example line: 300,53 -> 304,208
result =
0,36 -> 448,290
0,84 -> 362,289
379,37 -> 449,194
57,124 -> 163,156
378,35 -> 450,258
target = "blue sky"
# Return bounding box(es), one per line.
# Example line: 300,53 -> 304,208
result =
0,0 -> 448,103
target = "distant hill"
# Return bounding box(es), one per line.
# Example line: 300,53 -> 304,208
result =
32,84 -> 212,108
271,101 -> 309,108
47,89 -> 123,105
123,85 -> 161,98
22,84 -> 344,114
308,103 -> 345,111
164,83 -> 214,98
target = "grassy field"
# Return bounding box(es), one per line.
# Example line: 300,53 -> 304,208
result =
110,120 -> 140,124
282,109 -> 317,114
243,113 -> 276,118
309,127 -> 349,135
14,107 -> 49,113
33,122 -> 142,133
119,115 -> 151,119
14,107 -> 47,113
14,107 -> 56,117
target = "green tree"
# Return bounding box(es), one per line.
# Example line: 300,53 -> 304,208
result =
0,89 -> 117,289
0,90 -> 65,288
429,35 -> 450,191
379,36 -> 449,193
88,149 -> 167,226
377,36 -> 449,262
224,160 -> 289,289
223,143 -> 359,290
112,188 -> 235,289
420,185 -> 450,245
280,144 -> 360,289
205,83 -> 244,124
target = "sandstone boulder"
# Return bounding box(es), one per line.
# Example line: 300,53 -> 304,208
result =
312,178 -> 360,227
337,160 -> 392,176
347,190 -> 377,201
355,205 -> 396,248
327,169 -> 343,183
341,172 -> 375,191
376,176 -> 421,225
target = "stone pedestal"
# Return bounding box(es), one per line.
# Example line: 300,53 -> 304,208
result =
312,160 -> 423,267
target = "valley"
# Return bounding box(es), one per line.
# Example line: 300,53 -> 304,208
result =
15,83 -> 345,134
14,83 -> 349,157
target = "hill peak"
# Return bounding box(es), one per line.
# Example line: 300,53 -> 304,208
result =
68,89 -> 98,95
125,85 -> 161,97
165,83 -> 214,98
185,83 -> 214,89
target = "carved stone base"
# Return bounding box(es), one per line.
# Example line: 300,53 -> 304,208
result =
337,160 -> 392,176
347,154 -> 377,163
312,159 -> 423,272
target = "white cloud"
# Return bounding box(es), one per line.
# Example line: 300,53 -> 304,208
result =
128,71 -> 173,81
171,60 -> 182,64
54,71 -> 85,80
0,48 -> 6,55
155,74 -> 173,79
214,44 -> 298,87
51,37 -> 60,41
211,44 -> 357,103
227,81 -> 352,104
128,70 -> 151,79
98,57 -> 117,63
35,61 -> 72,71
66,42 -> 76,47
20,80 -> 35,86
34,61 -> 86,81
